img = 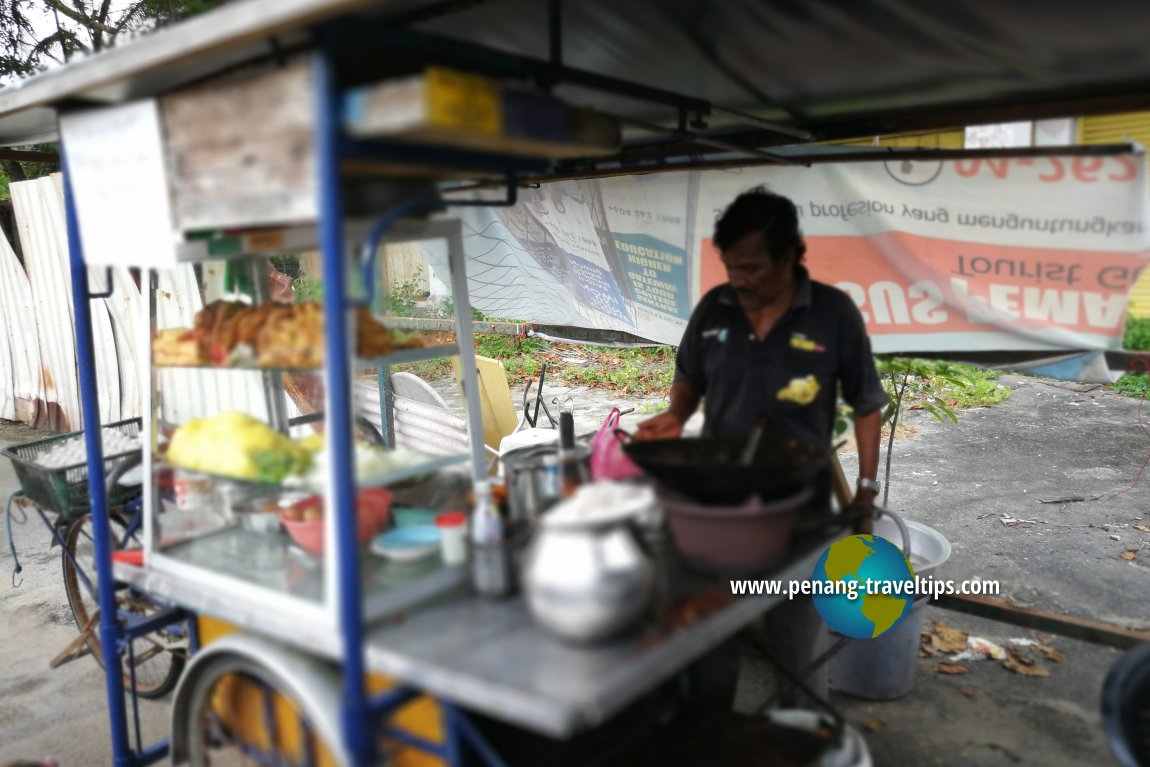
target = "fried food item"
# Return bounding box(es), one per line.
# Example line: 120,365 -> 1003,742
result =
153,328 -> 201,365
257,302 -> 324,368
189,300 -> 423,368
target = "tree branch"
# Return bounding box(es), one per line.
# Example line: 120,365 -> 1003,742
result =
42,0 -> 118,35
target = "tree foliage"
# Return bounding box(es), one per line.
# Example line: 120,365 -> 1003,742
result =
0,1 -> 228,197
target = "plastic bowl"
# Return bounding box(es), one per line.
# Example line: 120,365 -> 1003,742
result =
278,489 -> 392,555
660,485 -> 812,575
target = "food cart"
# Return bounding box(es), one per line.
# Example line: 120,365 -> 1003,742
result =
6,2 -> 1150,765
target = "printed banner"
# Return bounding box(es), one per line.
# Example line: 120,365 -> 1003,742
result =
453,153 -> 1150,353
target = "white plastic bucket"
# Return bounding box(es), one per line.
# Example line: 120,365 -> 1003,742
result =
829,516 -> 952,700
767,710 -> 873,767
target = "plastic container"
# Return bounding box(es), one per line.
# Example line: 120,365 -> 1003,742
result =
766,711 -> 872,767
279,489 -> 392,555
173,470 -> 213,511
1,417 -> 142,517
435,512 -> 468,564
659,486 -> 812,575
393,507 -> 441,528
829,516 -> 952,700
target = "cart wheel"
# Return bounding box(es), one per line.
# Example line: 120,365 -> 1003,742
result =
61,513 -> 186,699
185,655 -> 337,767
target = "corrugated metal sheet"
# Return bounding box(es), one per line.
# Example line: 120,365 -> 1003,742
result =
10,175 -> 80,431
0,176 -> 295,431
0,226 -> 42,423
104,265 -> 145,420
1079,112 -> 1150,319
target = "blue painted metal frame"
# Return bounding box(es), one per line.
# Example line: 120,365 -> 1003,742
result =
60,151 -> 136,767
56,23 -> 529,767
313,40 -> 375,767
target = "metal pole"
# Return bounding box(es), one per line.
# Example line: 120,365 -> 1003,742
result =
313,45 -> 372,766
445,223 -> 489,478
60,140 -> 134,767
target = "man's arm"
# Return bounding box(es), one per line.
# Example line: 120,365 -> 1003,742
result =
851,408 -> 882,532
635,381 -> 700,441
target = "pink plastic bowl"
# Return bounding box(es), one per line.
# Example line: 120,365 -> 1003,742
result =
278,490 -> 392,555
660,485 -> 812,575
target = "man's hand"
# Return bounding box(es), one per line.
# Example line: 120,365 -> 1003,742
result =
634,411 -> 685,441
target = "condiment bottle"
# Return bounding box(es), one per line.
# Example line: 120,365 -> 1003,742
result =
556,410 -> 584,498
470,480 -> 513,597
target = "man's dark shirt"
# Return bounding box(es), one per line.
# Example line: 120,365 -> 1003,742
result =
674,269 -> 888,445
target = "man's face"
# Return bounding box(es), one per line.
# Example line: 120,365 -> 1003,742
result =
720,231 -> 794,310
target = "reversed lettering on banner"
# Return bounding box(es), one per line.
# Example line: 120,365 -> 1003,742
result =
452,154 -> 1150,352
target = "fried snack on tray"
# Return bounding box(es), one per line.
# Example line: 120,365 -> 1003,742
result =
153,328 -> 201,365
256,302 -> 324,368
356,308 -> 424,358
188,300 -> 423,368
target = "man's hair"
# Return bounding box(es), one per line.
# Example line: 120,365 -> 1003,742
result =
713,187 -> 807,268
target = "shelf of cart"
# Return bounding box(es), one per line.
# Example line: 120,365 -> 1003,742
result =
359,344 -> 459,368
151,362 -> 324,372
155,460 -> 298,491
151,345 -> 454,371
157,520 -> 326,604
285,452 -> 471,492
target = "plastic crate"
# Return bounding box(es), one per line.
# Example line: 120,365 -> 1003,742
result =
2,418 -> 143,518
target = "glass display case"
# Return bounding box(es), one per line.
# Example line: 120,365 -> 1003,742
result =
139,219 -> 486,638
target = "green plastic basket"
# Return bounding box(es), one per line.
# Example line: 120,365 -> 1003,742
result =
2,418 -> 143,518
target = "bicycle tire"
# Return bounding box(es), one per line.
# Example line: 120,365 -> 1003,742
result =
185,655 -> 336,767
62,513 -> 186,699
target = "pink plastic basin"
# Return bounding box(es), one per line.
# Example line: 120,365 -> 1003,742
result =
660,485 -> 813,575
278,489 -> 392,555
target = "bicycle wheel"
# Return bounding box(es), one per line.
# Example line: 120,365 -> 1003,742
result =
185,655 -> 338,767
62,512 -> 187,699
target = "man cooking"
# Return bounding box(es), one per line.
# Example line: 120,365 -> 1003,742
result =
635,186 -> 888,707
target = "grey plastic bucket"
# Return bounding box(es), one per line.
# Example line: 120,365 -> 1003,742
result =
829,517 -> 952,700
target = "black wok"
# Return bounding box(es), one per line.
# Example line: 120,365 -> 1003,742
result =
620,435 -> 829,505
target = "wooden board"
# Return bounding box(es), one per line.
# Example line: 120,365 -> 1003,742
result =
453,355 -> 518,451
161,58 -> 317,231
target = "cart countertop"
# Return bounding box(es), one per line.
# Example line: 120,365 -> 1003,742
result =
115,528 -> 840,738
361,534 -> 834,738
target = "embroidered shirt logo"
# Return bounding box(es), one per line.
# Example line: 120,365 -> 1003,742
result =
790,333 -> 826,352
777,375 -> 821,405
702,327 -> 729,343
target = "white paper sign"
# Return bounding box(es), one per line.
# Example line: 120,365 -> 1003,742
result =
59,100 -> 179,268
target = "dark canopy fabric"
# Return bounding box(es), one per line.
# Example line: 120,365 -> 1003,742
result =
3,0 -> 1150,156
414,0 -> 1150,141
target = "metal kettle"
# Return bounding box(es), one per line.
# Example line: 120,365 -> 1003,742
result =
521,482 -> 656,644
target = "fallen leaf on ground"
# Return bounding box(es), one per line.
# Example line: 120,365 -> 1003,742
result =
1036,645 -> 1065,663
929,622 -> 970,654
935,663 -> 969,675
969,741 -> 1023,763
1004,658 -> 1050,677
1005,648 -> 1036,666
988,743 -> 1023,763
1134,524 -> 1150,533
960,688 -> 977,699
1121,550 -> 1137,561
860,719 -> 885,732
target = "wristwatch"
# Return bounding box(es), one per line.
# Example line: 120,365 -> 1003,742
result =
857,477 -> 881,494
